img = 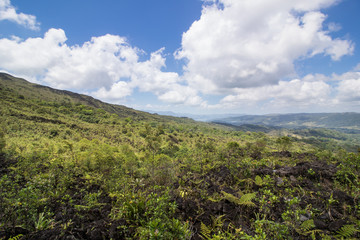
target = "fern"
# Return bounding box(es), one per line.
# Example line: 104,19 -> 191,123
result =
336,224 -> 359,239
222,191 -> 239,204
200,215 -> 226,240
239,192 -> 257,206
300,219 -> 315,232
211,215 -> 225,230
222,191 -> 256,207
238,178 -> 254,189
8,235 -> 23,240
296,219 -> 321,239
208,196 -> 221,202
200,222 -> 212,240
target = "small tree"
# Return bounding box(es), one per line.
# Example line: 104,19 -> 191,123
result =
276,136 -> 292,152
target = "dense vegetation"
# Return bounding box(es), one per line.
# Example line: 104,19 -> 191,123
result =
1,73 -> 360,239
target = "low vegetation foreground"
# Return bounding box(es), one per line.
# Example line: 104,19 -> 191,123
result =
1,73 -> 360,239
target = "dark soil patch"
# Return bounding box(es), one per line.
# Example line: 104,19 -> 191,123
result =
174,157 -> 358,239
0,153 -> 17,177
255,160 -> 337,181
2,150 -> 359,239
253,160 -> 358,238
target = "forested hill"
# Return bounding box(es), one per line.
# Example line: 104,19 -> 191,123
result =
1,73 -> 360,239
212,112 -> 360,152
212,112 -> 360,131
0,72 -> 194,123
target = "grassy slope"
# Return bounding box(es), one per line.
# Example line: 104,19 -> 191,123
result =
0,72 -> 204,123
1,73 -> 360,239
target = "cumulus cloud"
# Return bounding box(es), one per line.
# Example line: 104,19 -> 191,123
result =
0,29 -> 136,89
129,49 -> 206,106
0,29 -> 68,77
210,68 -> 360,113
92,81 -> 132,101
43,33 -> 139,91
218,77 -> 331,110
0,0 -> 39,30
337,79 -> 360,102
0,28 -> 205,106
176,0 -> 354,94
334,71 -> 360,102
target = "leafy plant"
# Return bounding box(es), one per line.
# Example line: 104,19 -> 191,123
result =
222,191 -> 256,207
7,234 -> 23,240
296,219 -> 321,239
200,215 -> 237,240
34,212 -> 54,231
300,219 -> 315,232
253,216 -> 289,240
336,224 -> 359,239
255,175 -> 272,187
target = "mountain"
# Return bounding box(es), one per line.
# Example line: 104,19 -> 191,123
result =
0,72 -> 138,116
0,72 -> 198,124
213,112 -> 360,131
144,110 -> 244,122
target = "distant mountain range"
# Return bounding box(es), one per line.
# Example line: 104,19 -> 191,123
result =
211,113 -> 360,133
145,110 -> 244,122
147,110 -> 360,132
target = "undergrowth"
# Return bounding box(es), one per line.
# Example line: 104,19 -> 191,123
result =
1,75 -> 360,239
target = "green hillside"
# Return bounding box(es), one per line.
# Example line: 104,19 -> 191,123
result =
213,113 -> 360,152
1,73 -> 360,239
213,112 -> 360,130
0,72 -> 197,122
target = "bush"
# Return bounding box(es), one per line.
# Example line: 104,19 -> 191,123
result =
0,130 -> 5,152
111,188 -> 191,239
276,136 -> 292,152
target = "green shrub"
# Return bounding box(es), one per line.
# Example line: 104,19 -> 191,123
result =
0,130 -> 5,152
276,136 -> 292,152
111,188 -> 190,239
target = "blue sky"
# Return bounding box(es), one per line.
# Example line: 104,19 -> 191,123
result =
0,0 -> 360,114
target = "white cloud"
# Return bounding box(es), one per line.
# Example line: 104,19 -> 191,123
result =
334,71 -> 360,102
327,22 -> 341,32
211,68 -> 360,113
0,29 -> 206,106
0,29 -> 136,90
43,33 -> 138,91
176,0 -> 353,94
92,81 -> 132,101
337,79 -> 360,102
130,49 -> 206,106
218,77 -> 331,110
0,29 -> 67,76
332,71 -> 360,82
130,49 -> 179,94
302,73 -> 330,82
0,0 -> 39,30
158,88 -> 205,106
354,64 -> 360,71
